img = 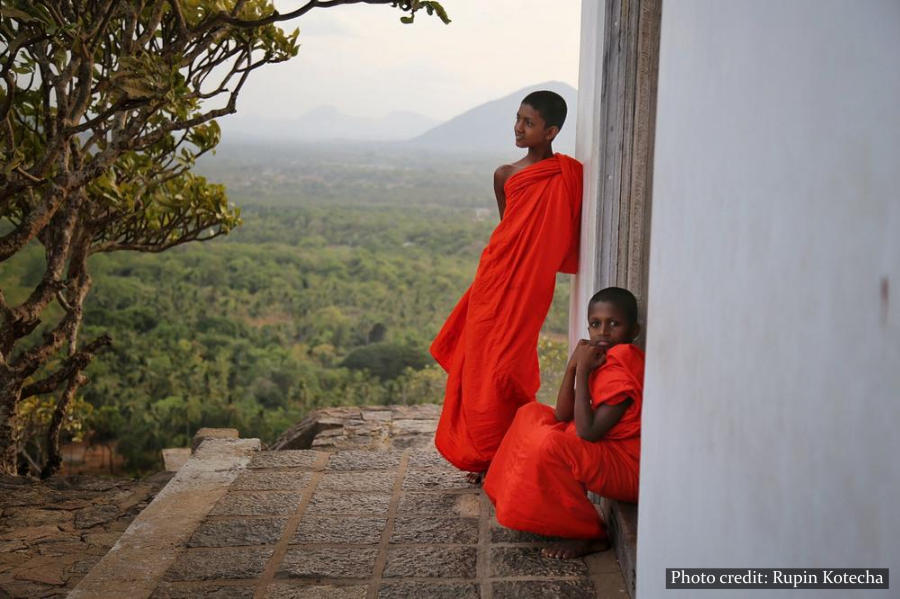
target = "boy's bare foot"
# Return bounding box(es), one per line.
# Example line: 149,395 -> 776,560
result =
540,537 -> 610,559
465,471 -> 485,485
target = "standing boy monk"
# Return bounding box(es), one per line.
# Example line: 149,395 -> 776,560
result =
430,90 -> 583,478
483,287 -> 644,559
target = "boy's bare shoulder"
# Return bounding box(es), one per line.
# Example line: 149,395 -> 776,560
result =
494,159 -> 529,190
494,163 -> 516,187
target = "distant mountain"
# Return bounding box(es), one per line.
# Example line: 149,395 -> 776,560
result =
220,81 -> 577,152
408,81 -> 577,155
224,106 -> 439,142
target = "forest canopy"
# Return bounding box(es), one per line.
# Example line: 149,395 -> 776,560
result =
2,144 -> 571,472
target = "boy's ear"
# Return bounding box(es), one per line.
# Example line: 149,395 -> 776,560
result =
544,125 -> 560,142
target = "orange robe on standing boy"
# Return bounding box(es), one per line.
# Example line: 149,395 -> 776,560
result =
430,154 -> 582,473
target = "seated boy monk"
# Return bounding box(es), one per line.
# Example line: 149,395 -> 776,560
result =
483,287 -> 644,559
431,90 -> 582,480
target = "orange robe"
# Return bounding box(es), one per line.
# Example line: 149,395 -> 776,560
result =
483,344 -> 645,539
430,154 -> 583,473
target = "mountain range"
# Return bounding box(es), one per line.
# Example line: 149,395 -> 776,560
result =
224,106 -> 439,144
223,81 -> 577,155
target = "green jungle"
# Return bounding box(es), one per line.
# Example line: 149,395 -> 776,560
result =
0,141 -> 572,472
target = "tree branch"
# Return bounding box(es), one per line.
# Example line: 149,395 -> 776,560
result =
20,334 -> 111,399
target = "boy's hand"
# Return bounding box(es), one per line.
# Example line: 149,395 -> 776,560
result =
573,340 -> 606,372
567,339 -> 591,370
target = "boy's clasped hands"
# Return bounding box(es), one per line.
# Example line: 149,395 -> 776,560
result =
571,338 -> 607,373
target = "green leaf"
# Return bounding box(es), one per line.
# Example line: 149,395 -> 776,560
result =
0,7 -> 35,21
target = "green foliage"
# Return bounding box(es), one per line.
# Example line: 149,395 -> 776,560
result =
1,150 -> 573,474
341,343 -> 431,380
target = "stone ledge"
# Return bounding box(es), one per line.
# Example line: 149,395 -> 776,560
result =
269,404 -> 440,452
192,427 -> 240,452
593,494 -> 637,599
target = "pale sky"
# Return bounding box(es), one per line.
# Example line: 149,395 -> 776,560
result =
230,0 -> 582,125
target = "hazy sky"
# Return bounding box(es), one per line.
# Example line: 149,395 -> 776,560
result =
230,1 -> 582,125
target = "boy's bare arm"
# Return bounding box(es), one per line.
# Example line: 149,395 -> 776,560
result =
554,359 -> 577,422
571,345 -> 630,441
555,340 -> 590,421
493,165 -> 513,219
573,378 -> 632,442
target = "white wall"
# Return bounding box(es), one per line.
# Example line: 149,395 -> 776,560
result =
638,1 -> 900,597
570,0 -> 605,347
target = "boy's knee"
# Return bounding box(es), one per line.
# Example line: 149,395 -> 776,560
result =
517,401 -> 547,418
539,429 -> 570,457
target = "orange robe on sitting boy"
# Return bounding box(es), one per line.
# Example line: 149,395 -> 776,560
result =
430,154 -> 582,473
483,344 -> 644,539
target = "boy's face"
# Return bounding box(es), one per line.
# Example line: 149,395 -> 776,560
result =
514,103 -> 557,148
587,301 -> 635,351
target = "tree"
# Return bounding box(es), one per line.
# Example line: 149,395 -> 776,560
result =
340,341 -> 430,380
0,0 -> 448,476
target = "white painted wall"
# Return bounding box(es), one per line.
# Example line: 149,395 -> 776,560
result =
638,1 -> 900,597
570,0 -> 605,346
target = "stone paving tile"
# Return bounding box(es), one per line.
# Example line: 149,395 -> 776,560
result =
209,491 -> 303,516
490,546 -> 589,578
390,516 -> 479,544
490,524 -> 568,544
267,582 -> 369,598
188,517 -> 288,547
248,451 -> 328,470
305,491 -> 392,516
230,470 -> 311,491
317,471 -> 395,493
492,579 -> 597,599
382,545 -> 477,578
278,546 -> 378,579
377,581 -> 480,598
292,516 -> 386,544
594,571 -> 629,599
163,547 -> 273,581
584,547 -> 623,573
592,574 -> 630,597
151,581 -> 255,598
391,435 -> 433,450
406,450 -> 457,470
401,468 -> 473,491
396,491 -> 480,518
326,450 -> 403,471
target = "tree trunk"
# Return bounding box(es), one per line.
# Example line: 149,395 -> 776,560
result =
41,374 -> 85,479
0,372 -> 23,475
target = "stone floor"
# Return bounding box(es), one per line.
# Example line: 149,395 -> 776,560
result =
0,472 -> 172,598
68,406 -> 629,598
150,447 -> 626,598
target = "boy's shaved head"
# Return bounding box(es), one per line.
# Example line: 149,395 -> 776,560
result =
522,90 -> 567,130
589,287 -> 639,325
